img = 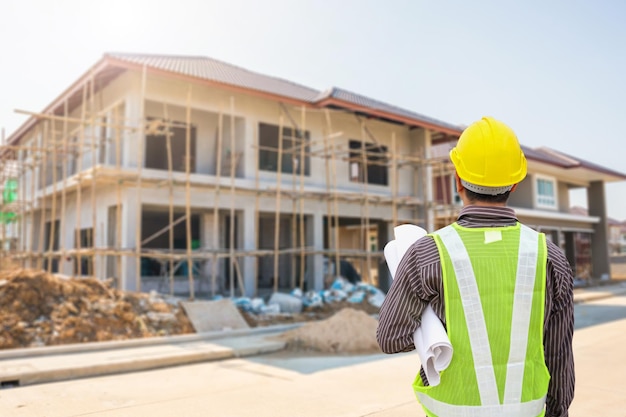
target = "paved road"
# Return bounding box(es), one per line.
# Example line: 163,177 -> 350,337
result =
2,295 -> 626,417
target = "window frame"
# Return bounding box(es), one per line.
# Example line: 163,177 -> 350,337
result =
258,122 -> 310,176
74,227 -> 94,276
348,139 -> 389,186
144,118 -> 197,173
534,174 -> 558,210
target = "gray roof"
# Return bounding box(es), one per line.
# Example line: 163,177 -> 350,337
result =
106,53 -> 462,133
107,52 -> 321,102
315,87 -> 463,132
7,53 -> 626,182
521,146 -> 576,168
523,146 -> 626,180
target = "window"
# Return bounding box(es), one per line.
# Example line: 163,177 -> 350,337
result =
258,123 -> 310,175
43,220 -> 60,273
145,119 -> 196,172
433,174 -> 461,205
535,175 -> 557,209
74,227 -> 93,276
349,140 -> 388,186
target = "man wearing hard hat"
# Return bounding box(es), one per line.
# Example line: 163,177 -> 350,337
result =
377,117 -> 575,417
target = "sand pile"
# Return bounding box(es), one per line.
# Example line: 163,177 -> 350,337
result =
0,268 -> 194,349
277,307 -> 382,354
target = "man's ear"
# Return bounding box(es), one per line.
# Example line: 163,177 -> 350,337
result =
454,173 -> 463,193
510,183 -> 519,193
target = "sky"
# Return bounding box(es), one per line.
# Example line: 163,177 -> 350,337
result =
1,0 -> 625,219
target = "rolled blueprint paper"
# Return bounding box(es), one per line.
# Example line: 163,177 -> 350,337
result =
384,224 -> 452,386
413,305 -> 453,386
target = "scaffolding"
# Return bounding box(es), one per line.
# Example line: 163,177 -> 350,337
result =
0,69 -> 459,300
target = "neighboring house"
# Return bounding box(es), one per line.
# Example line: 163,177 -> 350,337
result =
591,209 -> 626,255
3,53 -> 625,297
611,221 -> 626,255
609,219 -> 626,254
570,206 -> 626,277
432,143 -> 626,280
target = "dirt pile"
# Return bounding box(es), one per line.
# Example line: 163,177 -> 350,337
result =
276,307 -> 382,354
0,268 -> 383,352
0,269 -> 194,349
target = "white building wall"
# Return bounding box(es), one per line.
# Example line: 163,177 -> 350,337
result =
17,70 -> 433,294
120,72 -> 425,199
111,72 -> 433,293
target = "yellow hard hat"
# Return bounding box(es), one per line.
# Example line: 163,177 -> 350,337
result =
450,116 -> 527,194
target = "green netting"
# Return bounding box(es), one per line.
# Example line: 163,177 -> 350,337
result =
1,179 -> 18,223
0,212 -> 16,223
2,179 -> 17,204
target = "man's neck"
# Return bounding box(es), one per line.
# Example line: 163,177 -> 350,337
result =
465,201 -> 508,208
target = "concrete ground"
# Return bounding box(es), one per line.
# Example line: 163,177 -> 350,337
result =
1,282 -> 626,416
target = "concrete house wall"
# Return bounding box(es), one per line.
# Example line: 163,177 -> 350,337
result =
19,68 -> 435,296
10,54 -> 625,295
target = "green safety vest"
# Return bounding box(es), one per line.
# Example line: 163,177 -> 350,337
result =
414,222 -> 550,417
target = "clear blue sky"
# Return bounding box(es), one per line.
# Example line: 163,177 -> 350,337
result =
2,0 -> 625,219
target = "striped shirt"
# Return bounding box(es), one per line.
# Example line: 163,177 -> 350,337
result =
376,205 -> 575,417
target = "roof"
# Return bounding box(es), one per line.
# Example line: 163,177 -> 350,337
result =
521,146 -> 576,168
4,52 -> 626,183
104,53 -> 464,136
524,146 -> 626,181
107,52 -> 321,102
569,206 -> 589,217
314,87 -> 463,133
6,53 -> 465,143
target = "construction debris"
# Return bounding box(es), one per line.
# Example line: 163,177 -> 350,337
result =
181,299 -> 250,333
0,269 -> 194,349
235,277 -> 383,328
0,269 -> 384,352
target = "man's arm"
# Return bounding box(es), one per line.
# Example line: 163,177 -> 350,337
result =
376,238 -> 436,354
544,242 -> 575,417
376,258 -> 423,352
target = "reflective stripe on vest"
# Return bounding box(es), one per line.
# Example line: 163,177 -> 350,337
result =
505,225 -> 540,404
419,224 -> 544,417
436,225 -> 499,406
416,393 -> 547,417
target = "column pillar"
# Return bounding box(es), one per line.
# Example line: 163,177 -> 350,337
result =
308,212 -> 325,291
588,181 -> 610,280
121,190 -> 138,291
410,128 -> 434,231
563,231 -> 576,273
242,206 -> 257,297
241,119 -> 257,180
123,96 -> 140,168
378,221 -> 392,292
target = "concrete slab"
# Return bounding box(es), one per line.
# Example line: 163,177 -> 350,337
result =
3,300 -> 626,416
0,340 -> 235,387
181,299 -> 250,332
1,281 -> 625,402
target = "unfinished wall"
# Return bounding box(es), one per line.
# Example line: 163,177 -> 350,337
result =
1,68 -> 458,299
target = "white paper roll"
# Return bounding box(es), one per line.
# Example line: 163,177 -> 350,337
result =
384,224 -> 453,386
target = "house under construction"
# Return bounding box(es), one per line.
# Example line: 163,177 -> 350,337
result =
1,53 -> 624,299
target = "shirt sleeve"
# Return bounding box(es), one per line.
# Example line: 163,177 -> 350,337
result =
376,237 -> 437,354
544,241 -> 576,417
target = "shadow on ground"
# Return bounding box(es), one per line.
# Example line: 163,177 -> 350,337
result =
574,303 -> 626,330
248,351 -> 395,375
